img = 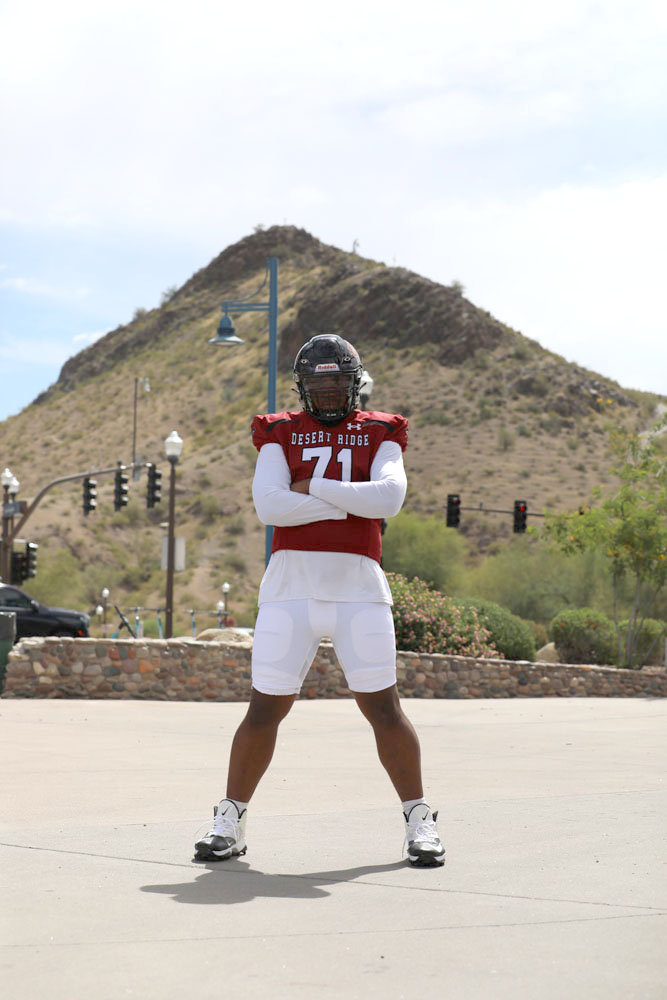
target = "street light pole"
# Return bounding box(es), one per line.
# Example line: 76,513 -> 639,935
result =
221,580 -> 230,626
101,587 -> 110,634
164,431 -> 183,639
209,257 -> 278,564
267,258 -> 278,413
1,467 -> 12,582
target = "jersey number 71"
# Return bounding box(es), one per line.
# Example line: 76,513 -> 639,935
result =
302,446 -> 352,481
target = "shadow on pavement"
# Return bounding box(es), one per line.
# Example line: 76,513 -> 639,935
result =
140,859 -> 408,905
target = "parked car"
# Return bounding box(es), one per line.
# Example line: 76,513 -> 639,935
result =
0,583 -> 90,640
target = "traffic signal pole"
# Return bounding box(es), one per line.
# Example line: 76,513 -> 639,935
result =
0,462 -> 144,581
443,497 -> 546,532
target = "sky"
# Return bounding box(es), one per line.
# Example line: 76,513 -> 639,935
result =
1,0 -> 666,422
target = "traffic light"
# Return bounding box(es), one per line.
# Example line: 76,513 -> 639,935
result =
82,476 -> 97,516
446,493 -> 461,528
114,467 -> 129,511
146,463 -> 163,508
10,550 -> 25,585
25,541 -> 38,578
513,500 -> 528,533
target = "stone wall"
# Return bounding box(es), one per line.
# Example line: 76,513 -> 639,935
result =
2,636 -> 666,699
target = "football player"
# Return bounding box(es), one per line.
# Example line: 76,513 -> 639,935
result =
195,335 -> 444,867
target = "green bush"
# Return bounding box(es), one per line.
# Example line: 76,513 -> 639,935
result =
387,573 -> 498,657
461,544 -> 616,625
550,608 -> 616,665
382,511 -> 466,592
457,598 -> 536,661
618,618 -> 666,667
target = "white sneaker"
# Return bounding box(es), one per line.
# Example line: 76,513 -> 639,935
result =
194,799 -> 247,861
404,803 -> 445,867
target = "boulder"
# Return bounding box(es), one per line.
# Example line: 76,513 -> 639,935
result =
535,642 -> 560,664
196,627 -> 253,647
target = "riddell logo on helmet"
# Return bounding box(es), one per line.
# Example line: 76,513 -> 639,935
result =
314,363 -> 340,371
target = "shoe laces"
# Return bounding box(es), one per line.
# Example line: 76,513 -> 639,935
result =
193,805 -> 241,843
404,807 -> 441,855
407,817 -> 440,845
211,812 -> 240,840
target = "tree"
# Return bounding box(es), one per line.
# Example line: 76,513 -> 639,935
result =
543,418 -> 667,666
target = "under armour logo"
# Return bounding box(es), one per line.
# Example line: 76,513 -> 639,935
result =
347,422 -> 361,430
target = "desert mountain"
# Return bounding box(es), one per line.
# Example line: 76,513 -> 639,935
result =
1,226 -> 662,631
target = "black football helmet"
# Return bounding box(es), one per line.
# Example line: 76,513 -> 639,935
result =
294,335 -> 363,425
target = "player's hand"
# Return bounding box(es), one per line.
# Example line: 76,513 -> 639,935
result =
291,478 -> 311,494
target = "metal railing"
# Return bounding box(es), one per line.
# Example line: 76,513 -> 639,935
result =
108,605 -> 236,639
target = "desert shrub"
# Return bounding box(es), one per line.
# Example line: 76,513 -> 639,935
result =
113,503 -> 143,527
550,608 -> 616,665
226,514 -> 246,536
227,552 -> 247,573
198,494 -> 221,523
497,427 -> 515,452
457,598 -> 536,661
618,618 -> 667,667
417,410 -> 452,426
387,573 -> 497,657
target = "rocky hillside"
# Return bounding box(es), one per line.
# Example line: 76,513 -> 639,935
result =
0,226 -> 662,632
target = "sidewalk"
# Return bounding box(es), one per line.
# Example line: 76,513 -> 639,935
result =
1,697 -> 665,1000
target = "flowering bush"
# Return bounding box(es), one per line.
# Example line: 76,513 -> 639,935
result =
387,572 -> 498,658
456,597 -> 536,661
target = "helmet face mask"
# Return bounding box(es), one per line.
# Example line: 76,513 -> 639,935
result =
294,335 -> 362,425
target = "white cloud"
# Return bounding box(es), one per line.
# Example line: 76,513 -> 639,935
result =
1,0 -> 665,235
404,174 -> 667,392
0,333 -> 73,367
0,0 -> 666,415
72,329 -> 109,346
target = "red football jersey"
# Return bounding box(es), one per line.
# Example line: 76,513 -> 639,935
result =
251,409 -> 408,563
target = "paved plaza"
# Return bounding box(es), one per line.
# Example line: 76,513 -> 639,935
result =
1,696 -> 665,999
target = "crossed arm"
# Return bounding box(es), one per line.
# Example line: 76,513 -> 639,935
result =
252,441 -> 407,527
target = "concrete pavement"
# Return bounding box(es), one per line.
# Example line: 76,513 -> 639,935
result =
1,696 -> 665,999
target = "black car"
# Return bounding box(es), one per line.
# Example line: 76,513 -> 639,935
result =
0,583 -> 90,640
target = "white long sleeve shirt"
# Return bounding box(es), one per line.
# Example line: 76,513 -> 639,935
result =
252,440 -> 406,604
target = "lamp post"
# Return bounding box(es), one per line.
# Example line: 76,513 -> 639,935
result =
1,467 -> 13,582
221,580 -> 230,625
164,430 -> 183,639
209,257 -> 278,565
7,476 -> 19,580
132,376 -> 151,479
101,587 -> 110,634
